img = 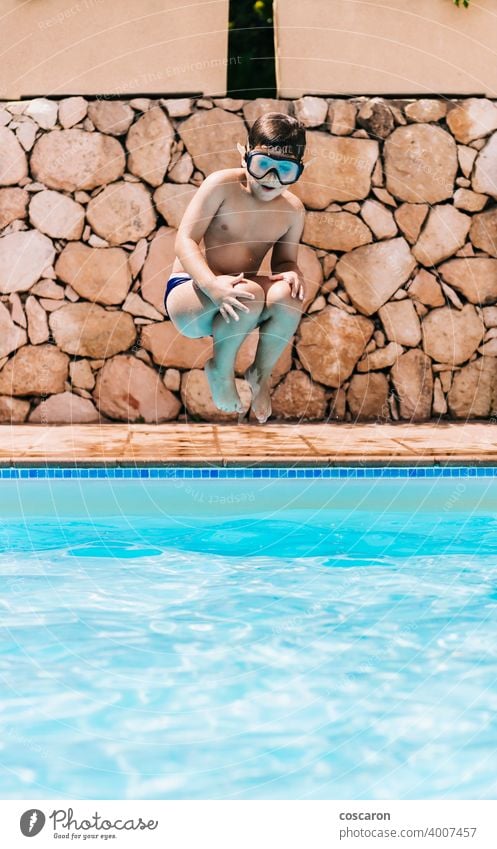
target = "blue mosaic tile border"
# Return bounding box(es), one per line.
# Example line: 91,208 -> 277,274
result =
0,466 -> 496,479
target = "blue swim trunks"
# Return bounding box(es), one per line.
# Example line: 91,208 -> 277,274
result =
164,272 -> 193,313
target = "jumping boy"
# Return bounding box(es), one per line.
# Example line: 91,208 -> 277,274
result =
164,112 -> 308,423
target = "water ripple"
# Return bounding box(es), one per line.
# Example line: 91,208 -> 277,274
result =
1,509 -> 497,798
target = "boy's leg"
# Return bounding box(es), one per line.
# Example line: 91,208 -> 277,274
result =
167,276 -> 266,412
166,280 -> 220,339
244,277 -> 306,423
206,280 -> 265,412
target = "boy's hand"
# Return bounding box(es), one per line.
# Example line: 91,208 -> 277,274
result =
269,270 -> 305,301
209,272 -> 256,323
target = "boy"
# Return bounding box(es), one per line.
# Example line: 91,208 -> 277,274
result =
164,112 -> 308,423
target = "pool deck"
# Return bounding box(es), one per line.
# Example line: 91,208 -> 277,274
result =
0,422 -> 496,466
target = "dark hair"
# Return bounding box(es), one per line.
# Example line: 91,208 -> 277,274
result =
248,112 -> 306,161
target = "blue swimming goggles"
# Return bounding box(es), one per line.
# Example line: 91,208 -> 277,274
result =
244,148 -> 304,185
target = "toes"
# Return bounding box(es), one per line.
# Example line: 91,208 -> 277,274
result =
251,403 -> 270,423
252,399 -> 271,423
205,361 -> 242,412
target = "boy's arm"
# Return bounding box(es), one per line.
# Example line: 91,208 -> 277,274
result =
174,173 -> 226,294
270,199 -> 306,278
269,200 -> 306,299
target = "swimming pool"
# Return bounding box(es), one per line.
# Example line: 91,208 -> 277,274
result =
1,466 -> 497,800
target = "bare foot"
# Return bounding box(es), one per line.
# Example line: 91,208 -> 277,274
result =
245,364 -> 272,423
205,358 -> 245,413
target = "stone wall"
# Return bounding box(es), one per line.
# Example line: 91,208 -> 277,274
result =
0,93 -> 496,424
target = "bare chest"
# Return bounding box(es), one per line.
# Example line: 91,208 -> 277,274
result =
206,197 -> 289,248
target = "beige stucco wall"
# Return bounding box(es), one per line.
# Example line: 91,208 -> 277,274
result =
275,0 -> 497,98
0,0 -> 229,98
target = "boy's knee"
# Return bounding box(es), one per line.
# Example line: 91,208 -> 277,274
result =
234,279 -> 266,314
235,279 -> 265,303
267,281 -> 304,314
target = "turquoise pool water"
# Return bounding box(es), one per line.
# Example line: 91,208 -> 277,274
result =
1,470 -> 497,800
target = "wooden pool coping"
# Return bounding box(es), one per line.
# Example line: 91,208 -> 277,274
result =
0,422 -> 496,466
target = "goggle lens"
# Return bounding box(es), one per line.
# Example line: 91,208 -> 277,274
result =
246,152 -> 302,184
